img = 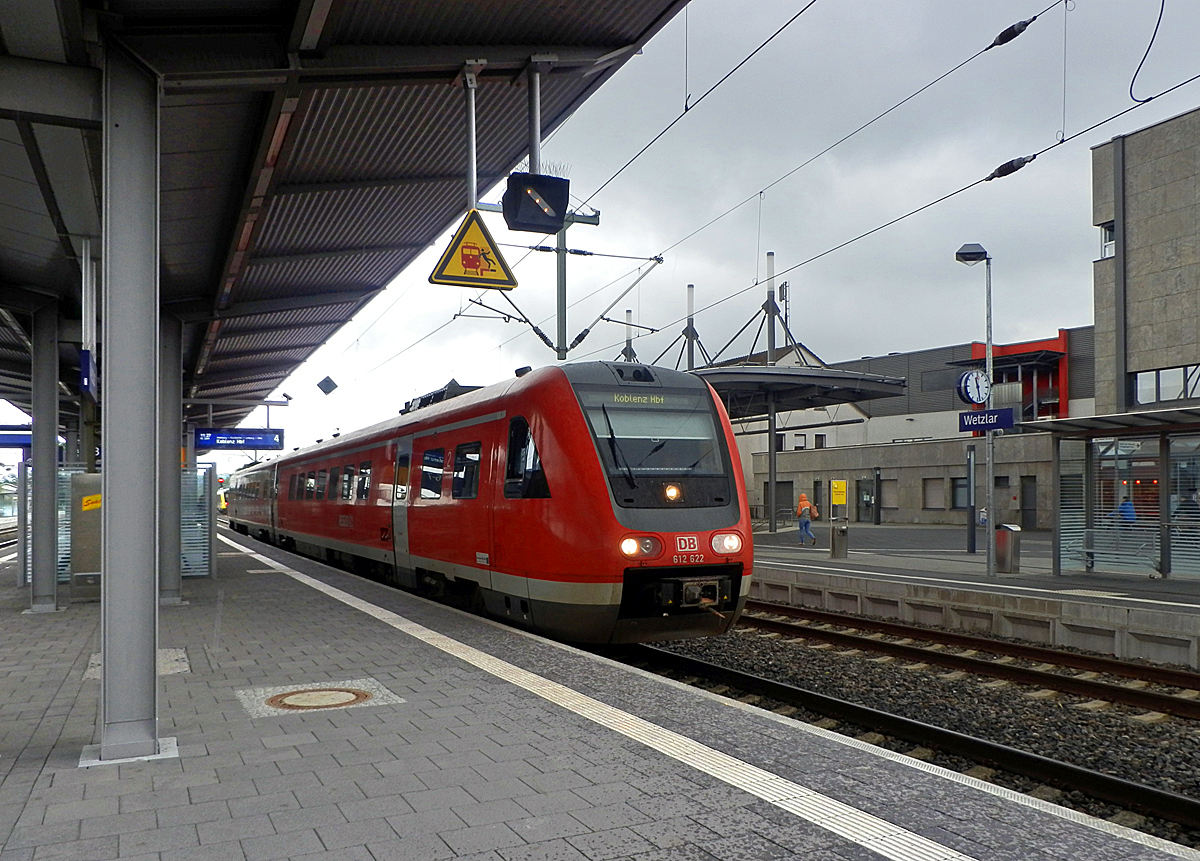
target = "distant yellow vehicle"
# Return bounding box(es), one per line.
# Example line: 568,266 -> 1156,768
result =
217,487 -> 228,513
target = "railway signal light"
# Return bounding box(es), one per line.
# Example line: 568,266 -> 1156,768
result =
502,173 -> 570,233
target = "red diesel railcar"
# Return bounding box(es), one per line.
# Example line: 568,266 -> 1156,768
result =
226,362 -> 752,643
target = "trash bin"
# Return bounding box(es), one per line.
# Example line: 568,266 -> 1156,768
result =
995,523 -> 1021,574
830,524 -> 849,559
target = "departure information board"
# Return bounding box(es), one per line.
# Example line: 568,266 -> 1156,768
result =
194,428 -> 284,451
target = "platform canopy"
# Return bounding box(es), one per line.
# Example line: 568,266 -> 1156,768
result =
692,365 -> 907,420
0,0 -> 688,428
1015,406 -> 1200,438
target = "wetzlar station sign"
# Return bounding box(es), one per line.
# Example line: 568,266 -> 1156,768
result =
959,408 -> 1015,433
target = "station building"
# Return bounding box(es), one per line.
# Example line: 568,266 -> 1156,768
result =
735,102 -> 1200,577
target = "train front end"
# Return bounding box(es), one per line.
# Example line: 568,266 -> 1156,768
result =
563,363 -> 753,643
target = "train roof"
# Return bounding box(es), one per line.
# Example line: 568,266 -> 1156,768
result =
228,362 -> 710,479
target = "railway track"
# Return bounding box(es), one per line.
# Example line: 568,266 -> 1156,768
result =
626,643 -> 1200,833
741,600 -> 1200,719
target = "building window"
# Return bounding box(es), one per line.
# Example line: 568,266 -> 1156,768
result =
922,477 -> 944,510
951,477 -> 970,509
814,433 -> 827,449
1100,222 -> 1115,259
1133,365 -> 1200,406
792,433 -> 806,450
775,433 -> 785,453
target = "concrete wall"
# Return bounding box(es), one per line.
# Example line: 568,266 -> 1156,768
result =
748,571 -> 1200,668
752,431 -> 1056,528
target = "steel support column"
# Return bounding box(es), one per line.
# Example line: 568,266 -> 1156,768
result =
30,300 -> 59,612
1050,435 -> 1061,576
159,314 -> 182,603
1159,433 -> 1171,578
100,47 -> 160,760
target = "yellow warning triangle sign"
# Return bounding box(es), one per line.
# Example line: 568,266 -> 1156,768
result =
428,209 -> 517,289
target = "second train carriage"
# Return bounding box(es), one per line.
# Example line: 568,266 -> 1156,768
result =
227,362 -> 753,643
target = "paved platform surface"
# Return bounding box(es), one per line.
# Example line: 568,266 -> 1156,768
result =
1,529 -> 1198,860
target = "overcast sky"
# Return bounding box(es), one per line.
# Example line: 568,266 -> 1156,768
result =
4,0 -> 1200,472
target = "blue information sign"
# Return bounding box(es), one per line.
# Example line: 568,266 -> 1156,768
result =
0,431 -> 32,449
959,408 -> 1014,433
194,428 -> 284,451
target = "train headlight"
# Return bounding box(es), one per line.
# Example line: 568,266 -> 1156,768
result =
664,483 -> 682,502
620,536 -> 663,558
710,532 -> 743,554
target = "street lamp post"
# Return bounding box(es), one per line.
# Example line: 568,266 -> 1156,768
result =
956,243 -> 996,578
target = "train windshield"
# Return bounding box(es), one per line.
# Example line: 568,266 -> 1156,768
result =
577,388 -> 724,480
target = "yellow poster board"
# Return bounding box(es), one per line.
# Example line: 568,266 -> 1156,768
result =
830,480 -> 847,506
81,493 -> 102,512
428,209 -> 517,289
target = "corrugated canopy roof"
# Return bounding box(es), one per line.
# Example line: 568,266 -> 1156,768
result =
0,0 -> 687,429
692,365 -> 908,420
1016,407 -> 1200,437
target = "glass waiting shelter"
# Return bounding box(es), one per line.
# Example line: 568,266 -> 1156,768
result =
1020,407 -> 1200,578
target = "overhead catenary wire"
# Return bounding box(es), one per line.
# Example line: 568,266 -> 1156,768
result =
340,2 -> 1063,372
652,2 -> 1062,263
575,68 -> 1200,363
579,1 -> 819,208
1129,0 -> 1166,103
350,3 -> 1196,378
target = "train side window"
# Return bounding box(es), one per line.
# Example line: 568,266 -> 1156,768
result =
504,417 -> 551,499
316,469 -> 328,500
342,465 -> 354,500
328,467 -> 340,501
452,443 -> 481,499
395,454 -> 410,500
305,471 -> 316,500
357,461 -> 372,500
420,449 -> 444,498
288,473 -> 297,501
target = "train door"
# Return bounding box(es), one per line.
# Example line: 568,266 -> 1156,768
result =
390,435 -> 416,588
487,416 -> 535,621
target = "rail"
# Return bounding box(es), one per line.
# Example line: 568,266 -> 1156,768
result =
632,644 -> 1200,830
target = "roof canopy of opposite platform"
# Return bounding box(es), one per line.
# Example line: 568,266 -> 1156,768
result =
692,364 -> 907,420
1016,406 -> 1200,438
0,0 -> 689,428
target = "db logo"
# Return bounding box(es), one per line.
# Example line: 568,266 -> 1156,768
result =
675,536 -> 698,552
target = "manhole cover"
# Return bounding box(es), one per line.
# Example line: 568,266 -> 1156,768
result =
264,687 -> 372,710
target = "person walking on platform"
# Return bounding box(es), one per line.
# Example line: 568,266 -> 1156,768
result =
1108,495 -> 1135,550
796,493 -> 818,546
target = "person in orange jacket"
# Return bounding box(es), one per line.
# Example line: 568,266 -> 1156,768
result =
796,493 -> 818,546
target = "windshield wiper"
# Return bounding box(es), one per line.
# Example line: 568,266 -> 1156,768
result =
635,439 -> 667,467
601,404 -> 637,489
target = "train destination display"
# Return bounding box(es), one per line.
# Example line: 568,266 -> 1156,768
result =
194,428 -> 284,451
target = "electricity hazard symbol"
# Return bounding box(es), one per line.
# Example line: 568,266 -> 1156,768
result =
428,209 -> 517,289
